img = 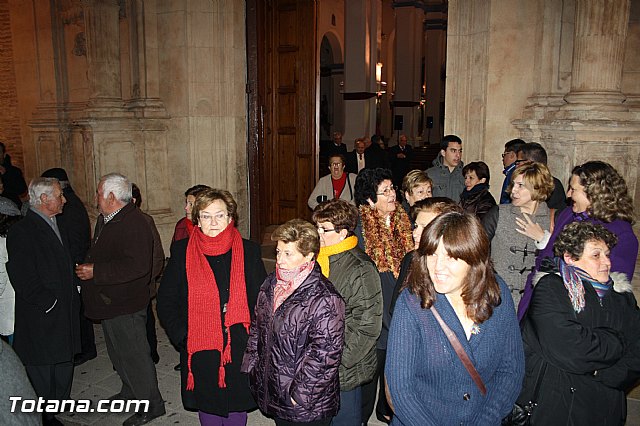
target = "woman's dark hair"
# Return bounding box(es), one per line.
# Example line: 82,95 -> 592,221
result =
354,168 -> 393,207
185,184 -> 211,197
312,199 -> 358,234
271,219 -> 320,258
553,221 -> 618,261
410,197 -> 461,221
572,161 -> 634,224
0,214 -> 21,237
406,212 -> 501,324
191,188 -> 239,226
131,183 -> 142,208
462,161 -> 491,185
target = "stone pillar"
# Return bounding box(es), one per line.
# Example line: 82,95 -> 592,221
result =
343,0 -> 379,145
564,0 -> 630,106
392,2 -> 423,143
82,0 -> 124,110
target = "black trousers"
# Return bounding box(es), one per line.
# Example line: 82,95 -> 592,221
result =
102,308 -> 164,414
145,301 -> 158,360
361,348 -> 392,424
25,361 -> 74,419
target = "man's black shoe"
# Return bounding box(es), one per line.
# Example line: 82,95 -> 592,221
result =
122,407 -> 166,426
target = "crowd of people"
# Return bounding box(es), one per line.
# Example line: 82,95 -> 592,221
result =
2,133 -> 640,426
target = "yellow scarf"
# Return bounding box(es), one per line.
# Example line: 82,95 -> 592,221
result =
317,235 -> 359,277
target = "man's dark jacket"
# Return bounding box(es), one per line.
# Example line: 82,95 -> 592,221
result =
7,209 -> 81,365
82,203 -> 153,320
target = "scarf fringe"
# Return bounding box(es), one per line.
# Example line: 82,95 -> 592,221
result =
186,353 -> 195,390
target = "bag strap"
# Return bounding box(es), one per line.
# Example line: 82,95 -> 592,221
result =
431,306 -> 487,396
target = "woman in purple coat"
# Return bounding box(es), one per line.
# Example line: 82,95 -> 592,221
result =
519,161 -> 637,319
242,219 -> 345,426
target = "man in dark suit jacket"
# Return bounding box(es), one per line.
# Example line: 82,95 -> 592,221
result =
388,134 -> 414,187
41,168 -> 96,366
364,135 -> 388,170
346,138 -> 367,174
7,177 -> 80,426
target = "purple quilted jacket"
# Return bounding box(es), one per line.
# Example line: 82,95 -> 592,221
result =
241,264 -> 345,422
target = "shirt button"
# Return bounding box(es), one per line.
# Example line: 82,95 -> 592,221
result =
463,393 -> 471,401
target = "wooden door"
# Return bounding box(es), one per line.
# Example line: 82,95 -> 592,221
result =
248,0 -> 317,239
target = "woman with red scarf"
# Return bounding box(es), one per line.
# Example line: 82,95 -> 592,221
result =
158,188 -> 266,426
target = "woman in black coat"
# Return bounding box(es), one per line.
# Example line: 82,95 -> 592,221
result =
157,189 -> 266,425
519,221 -> 640,425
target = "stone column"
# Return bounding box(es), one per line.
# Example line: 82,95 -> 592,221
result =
392,2 -> 424,143
82,0 -> 124,110
343,0 -> 379,145
564,0 -> 630,106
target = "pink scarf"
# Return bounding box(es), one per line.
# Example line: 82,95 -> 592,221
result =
273,261 -> 315,312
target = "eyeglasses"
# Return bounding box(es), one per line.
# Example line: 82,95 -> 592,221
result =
502,151 -> 514,158
199,212 -> 229,223
317,227 -> 337,234
330,162 -> 344,167
376,185 -> 397,196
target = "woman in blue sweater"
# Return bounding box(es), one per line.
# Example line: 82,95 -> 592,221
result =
386,212 -> 524,425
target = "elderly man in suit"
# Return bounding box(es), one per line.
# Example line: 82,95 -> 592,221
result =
7,177 -> 81,426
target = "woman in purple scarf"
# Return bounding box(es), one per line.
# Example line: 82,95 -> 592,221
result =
518,161 -> 637,320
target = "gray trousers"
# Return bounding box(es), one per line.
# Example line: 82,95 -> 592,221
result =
102,308 -> 164,413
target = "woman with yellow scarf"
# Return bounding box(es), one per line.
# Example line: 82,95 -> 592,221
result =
313,199 -> 383,426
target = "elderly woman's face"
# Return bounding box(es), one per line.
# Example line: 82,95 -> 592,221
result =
372,179 -> 396,217
567,174 -> 590,214
405,183 -> 432,207
316,221 -> 346,248
328,157 -> 345,180
568,240 -> 611,283
427,238 -> 470,299
198,199 -> 231,237
276,240 -> 313,270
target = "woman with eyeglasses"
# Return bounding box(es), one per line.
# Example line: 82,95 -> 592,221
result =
157,188 -> 266,426
482,161 -> 554,308
353,168 -> 413,424
311,199 -> 382,426
242,219 -> 345,426
518,161 -> 638,320
307,154 -> 357,210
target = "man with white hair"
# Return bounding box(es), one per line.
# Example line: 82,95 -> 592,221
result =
76,173 -> 165,426
7,177 -> 81,426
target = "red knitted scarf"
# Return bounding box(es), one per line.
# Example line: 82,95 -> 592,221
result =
185,221 -> 248,389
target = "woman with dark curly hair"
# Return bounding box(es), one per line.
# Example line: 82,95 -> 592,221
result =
353,168 -> 413,424
386,212 -> 524,425
519,161 -> 638,319
518,221 -> 640,425
482,161 -> 555,307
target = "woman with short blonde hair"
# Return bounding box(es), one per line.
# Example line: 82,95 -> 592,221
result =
482,161 -> 555,307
